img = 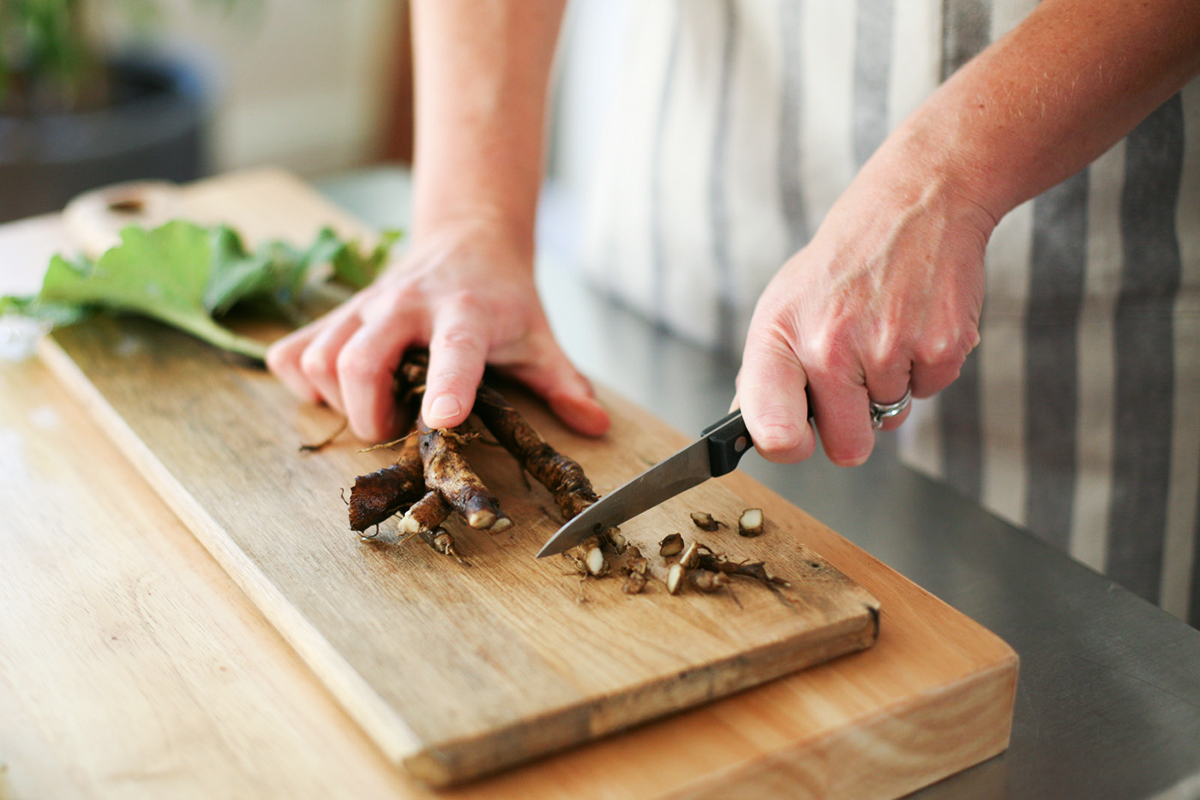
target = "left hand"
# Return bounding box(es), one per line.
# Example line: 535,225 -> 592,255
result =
267,216 -> 609,442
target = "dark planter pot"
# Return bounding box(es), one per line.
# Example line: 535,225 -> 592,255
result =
0,58 -> 210,224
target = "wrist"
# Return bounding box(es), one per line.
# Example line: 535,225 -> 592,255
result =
408,210 -> 537,271
411,156 -> 541,261
857,120 -> 1002,244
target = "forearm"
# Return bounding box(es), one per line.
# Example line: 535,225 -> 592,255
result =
881,0 -> 1200,221
409,0 -> 567,257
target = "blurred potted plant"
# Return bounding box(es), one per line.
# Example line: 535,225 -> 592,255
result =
0,0 -> 238,223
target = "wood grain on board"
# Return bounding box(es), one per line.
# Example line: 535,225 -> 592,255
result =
33,169 -> 1017,797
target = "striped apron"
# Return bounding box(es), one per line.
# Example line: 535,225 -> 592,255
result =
576,0 -> 1200,625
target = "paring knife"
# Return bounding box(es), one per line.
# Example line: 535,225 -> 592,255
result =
536,409 -> 753,557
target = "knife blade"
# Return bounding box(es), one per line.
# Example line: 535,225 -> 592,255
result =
536,409 -> 753,557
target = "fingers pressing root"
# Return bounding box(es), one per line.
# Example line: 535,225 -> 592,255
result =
343,348 -> 583,556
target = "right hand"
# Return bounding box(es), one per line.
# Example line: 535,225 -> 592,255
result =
266,216 -> 610,442
735,143 -> 992,467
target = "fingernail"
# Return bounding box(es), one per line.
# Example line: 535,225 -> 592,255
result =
427,395 -> 462,425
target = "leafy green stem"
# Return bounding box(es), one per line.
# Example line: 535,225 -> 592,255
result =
150,305 -> 268,362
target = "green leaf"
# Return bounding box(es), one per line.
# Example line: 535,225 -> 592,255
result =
0,293 -> 92,328
0,219 -> 400,362
203,224 -> 267,314
331,228 -> 401,290
42,221 -> 212,316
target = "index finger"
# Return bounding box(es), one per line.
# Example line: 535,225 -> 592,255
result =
421,307 -> 490,429
735,340 -> 817,464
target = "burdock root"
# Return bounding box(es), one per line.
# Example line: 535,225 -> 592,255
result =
348,434 -> 425,532
471,383 -> 599,519
346,349 -> 599,546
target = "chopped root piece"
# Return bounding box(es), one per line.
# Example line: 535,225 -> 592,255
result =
348,435 -> 425,531
659,533 -> 684,558
472,383 -> 600,519
418,419 -> 502,530
585,544 -> 609,577
622,546 -> 650,594
624,545 -> 648,574
397,490 -> 452,535
738,507 -> 765,537
420,528 -> 468,565
688,569 -> 731,593
689,511 -> 723,532
693,551 -> 791,589
601,526 -> 627,553
679,541 -> 704,569
729,561 -> 790,588
567,535 -> 609,578
623,570 -> 648,595
562,550 -> 588,576
666,562 -> 686,595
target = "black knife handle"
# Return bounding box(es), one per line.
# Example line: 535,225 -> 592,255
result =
703,409 -> 754,477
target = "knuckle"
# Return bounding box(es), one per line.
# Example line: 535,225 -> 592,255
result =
802,321 -> 842,358
802,317 -> 869,377
434,325 -> 483,353
336,346 -> 387,384
913,328 -> 975,368
798,335 -> 847,378
363,287 -> 421,324
447,289 -> 488,315
918,336 -> 956,365
863,333 -> 907,375
299,347 -> 337,384
425,366 -> 476,399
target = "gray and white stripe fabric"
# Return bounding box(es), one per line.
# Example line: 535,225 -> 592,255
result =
578,0 -> 1200,625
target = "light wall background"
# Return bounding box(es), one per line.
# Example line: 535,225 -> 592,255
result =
99,0 -> 404,177
92,0 -> 624,186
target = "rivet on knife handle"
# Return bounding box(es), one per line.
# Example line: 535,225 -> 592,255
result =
704,409 -> 753,477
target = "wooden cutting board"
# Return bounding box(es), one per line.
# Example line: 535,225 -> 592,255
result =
36,169 -> 1018,796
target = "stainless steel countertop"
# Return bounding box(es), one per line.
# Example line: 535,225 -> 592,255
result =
316,166 -> 1200,800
